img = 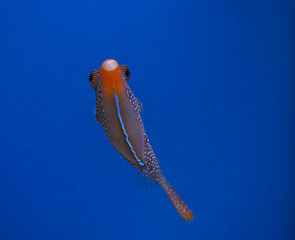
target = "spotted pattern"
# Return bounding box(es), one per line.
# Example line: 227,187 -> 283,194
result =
159,177 -> 193,221
125,81 -> 142,113
89,63 -> 193,222
114,90 -> 144,167
93,73 -> 163,182
123,83 -> 161,181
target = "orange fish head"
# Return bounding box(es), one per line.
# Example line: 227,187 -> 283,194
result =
100,59 -> 125,96
89,59 -> 130,97
89,59 -> 128,95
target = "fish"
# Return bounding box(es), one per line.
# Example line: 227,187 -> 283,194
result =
89,59 -> 193,222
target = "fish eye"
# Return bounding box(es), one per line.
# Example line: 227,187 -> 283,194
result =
89,73 -> 92,82
120,65 -> 130,81
125,67 -> 130,80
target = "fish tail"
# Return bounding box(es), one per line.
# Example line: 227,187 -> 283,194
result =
159,176 -> 194,222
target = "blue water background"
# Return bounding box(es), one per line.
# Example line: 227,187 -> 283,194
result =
0,0 -> 294,239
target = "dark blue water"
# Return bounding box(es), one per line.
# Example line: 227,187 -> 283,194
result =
0,0 -> 294,239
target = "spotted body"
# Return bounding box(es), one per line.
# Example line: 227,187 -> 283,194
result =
89,59 -> 193,221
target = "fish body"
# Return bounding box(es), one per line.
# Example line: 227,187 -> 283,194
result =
89,59 -> 193,221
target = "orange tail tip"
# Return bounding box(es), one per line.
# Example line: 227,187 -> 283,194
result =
159,177 -> 194,222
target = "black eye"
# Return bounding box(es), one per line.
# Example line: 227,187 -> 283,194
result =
89,73 -> 92,82
125,68 -> 130,80
120,65 -> 130,82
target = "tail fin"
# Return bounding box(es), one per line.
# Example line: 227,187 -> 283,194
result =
159,177 -> 194,222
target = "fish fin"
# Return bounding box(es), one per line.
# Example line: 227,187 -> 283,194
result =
133,97 -> 143,112
89,69 -> 104,123
125,83 -> 143,112
137,99 -> 143,112
95,82 -> 104,123
159,177 -> 194,222
136,171 -> 155,189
